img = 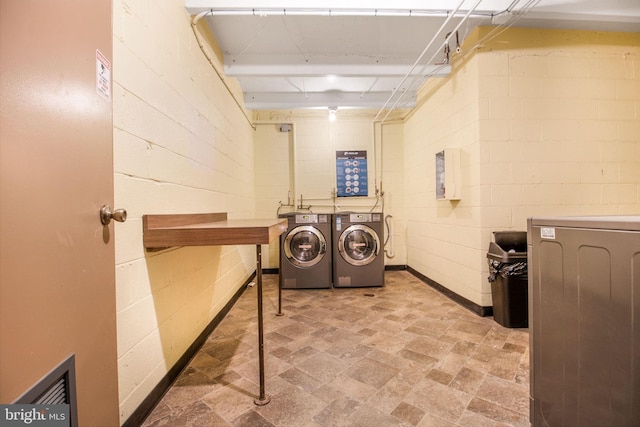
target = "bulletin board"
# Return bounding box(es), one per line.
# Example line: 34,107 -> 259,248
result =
336,150 -> 368,197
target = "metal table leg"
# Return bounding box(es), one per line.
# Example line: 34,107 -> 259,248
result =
254,244 -> 271,405
276,273 -> 284,316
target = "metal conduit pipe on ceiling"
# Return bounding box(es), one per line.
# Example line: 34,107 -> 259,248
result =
372,0 -> 471,123
376,0 -> 485,124
374,0 -> 539,124
394,0 -> 542,126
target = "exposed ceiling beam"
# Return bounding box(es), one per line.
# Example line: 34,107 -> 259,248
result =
242,90 -> 415,109
224,64 -> 451,77
185,0 -> 514,16
186,1 -> 640,110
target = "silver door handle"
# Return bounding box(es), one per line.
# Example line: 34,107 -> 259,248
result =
100,205 -> 127,225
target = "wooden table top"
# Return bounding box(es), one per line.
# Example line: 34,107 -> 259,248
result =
143,213 -> 288,249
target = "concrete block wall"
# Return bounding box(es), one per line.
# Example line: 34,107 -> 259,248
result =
380,122 -> 407,265
403,44 -> 484,306
254,123 -> 293,267
293,114 -> 335,202
478,27 -> 640,228
112,0 -> 256,423
403,27 -> 640,308
253,110 -> 407,267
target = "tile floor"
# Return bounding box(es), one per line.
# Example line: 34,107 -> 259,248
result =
142,271 -> 530,427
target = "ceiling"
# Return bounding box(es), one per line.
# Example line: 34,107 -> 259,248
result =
185,0 -> 640,111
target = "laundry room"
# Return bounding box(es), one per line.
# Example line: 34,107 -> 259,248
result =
2,0 -> 639,426
116,6 -> 640,420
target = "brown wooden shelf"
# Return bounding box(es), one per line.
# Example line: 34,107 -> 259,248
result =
143,212 -> 287,249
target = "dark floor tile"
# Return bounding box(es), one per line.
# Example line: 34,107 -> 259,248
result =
503,342 -> 526,354
141,401 -> 172,426
255,385 -> 326,427
348,404 -> 413,427
426,368 -> 454,386
475,375 -> 529,416
265,331 -> 294,346
357,327 -> 377,336
449,367 -> 485,394
204,338 -> 251,361
312,396 -> 361,426
280,345 -> 318,364
403,335 -> 453,360
451,319 -> 493,337
450,340 -> 478,357
278,367 -> 323,393
275,322 -> 320,340
232,410 -> 275,427
212,368 -> 242,384
403,378 -> 472,422
201,377 -> 262,422
326,373 -> 378,402
391,401 -> 426,426
343,357 -> 400,388
144,400 -> 227,427
397,348 -> 439,366
294,351 -> 351,383
466,397 -> 530,426
270,346 -> 293,359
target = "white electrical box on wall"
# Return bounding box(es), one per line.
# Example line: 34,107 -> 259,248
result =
435,148 -> 461,200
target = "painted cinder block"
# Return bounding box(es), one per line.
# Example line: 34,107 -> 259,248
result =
113,0 -> 257,423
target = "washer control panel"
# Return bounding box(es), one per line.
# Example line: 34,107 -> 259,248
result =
295,214 -> 318,224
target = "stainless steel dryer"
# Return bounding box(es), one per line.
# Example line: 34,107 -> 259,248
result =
278,212 -> 332,289
332,212 -> 384,288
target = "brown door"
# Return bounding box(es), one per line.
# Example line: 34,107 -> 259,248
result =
0,0 -> 119,425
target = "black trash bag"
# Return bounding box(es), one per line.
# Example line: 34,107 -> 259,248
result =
488,259 -> 528,282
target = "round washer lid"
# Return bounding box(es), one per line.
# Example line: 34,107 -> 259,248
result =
284,225 -> 327,268
338,224 -> 379,266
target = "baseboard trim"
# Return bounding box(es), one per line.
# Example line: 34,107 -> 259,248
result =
384,264 -> 407,271
122,272 -> 256,427
266,265 -> 408,274
406,266 -> 493,317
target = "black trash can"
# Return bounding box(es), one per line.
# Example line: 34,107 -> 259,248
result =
487,231 -> 528,328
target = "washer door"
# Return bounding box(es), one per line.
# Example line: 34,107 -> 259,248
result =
338,224 -> 380,266
284,225 -> 327,268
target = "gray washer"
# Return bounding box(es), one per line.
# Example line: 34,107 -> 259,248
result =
332,212 -> 384,288
279,212 -> 332,289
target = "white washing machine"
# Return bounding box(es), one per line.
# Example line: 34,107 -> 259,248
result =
278,212 -> 332,289
332,212 -> 384,288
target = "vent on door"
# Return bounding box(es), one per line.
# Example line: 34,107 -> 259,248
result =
14,354 -> 78,427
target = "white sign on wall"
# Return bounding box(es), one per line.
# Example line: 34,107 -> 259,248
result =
96,49 -> 111,100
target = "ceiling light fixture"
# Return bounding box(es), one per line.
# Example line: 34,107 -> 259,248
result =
328,107 -> 337,122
